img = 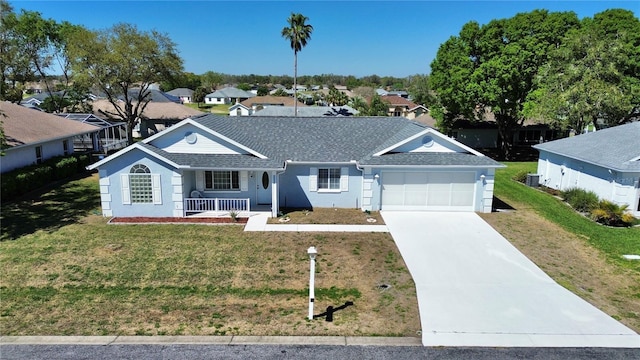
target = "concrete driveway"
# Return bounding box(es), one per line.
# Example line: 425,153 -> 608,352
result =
382,211 -> 640,347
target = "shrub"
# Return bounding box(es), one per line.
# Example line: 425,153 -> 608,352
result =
33,166 -> 53,187
54,157 -> 78,179
76,154 -> 91,171
562,187 -> 599,213
0,153 -> 89,202
590,200 -> 633,227
512,170 -> 528,183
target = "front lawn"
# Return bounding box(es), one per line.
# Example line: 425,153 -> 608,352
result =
480,162 -> 640,331
184,103 -> 230,115
0,174 -> 419,336
493,162 -> 640,271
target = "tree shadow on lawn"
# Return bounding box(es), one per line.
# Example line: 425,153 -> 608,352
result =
1,173 -> 100,241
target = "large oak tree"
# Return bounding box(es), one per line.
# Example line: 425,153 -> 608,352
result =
430,10 -> 580,159
525,9 -> 640,132
67,23 -> 183,144
0,1 -> 85,111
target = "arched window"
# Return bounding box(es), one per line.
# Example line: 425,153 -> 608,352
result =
129,164 -> 152,203
130,164 -> 150,174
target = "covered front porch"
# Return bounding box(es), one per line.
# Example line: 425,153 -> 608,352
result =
179,169 -> 281,218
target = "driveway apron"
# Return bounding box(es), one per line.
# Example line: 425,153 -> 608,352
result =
382,211 -> 640,347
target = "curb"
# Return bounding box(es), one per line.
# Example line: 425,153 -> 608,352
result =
0,336 -> 423,347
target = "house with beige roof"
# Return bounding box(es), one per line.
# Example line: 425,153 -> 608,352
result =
229,96 -> 306,116
1,102 -> 100,173
92,99 -> 204,138
380,95 -> 428,120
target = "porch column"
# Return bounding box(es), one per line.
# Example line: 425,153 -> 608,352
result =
271,171 -> 279,217
171,171 -> 184,217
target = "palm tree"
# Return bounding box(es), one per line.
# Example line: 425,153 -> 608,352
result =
281,13 -> 313,116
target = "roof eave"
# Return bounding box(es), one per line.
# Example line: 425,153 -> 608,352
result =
360,164 -> 506,169
86,143 -> 181,170
535,147 -> 636,173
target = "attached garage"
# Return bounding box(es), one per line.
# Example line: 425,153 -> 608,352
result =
381,171 -> 476,211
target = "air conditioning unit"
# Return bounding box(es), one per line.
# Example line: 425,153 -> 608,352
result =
526,174 -> 540,187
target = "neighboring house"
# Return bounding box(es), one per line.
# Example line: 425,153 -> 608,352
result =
448,119 -> 500,149
533,122 -> 640,216
1,102 -> 100,173
228,103 -> 252,117
448,116 -> 566,150
57,113 -> 128,154
205,87 -> 255,105
229,96 -> 306,116
380,95 -> 428,120
20,96 -> 44,107
166,88 -> 194,104
92,99 -> 204,138
87,115 -> 504,218
252,106 -> 358,117
413,112 -> 438,128
387,90 -> 409,99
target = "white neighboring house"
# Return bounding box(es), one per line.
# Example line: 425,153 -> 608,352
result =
228,103 -> 251,117
204,87 -> 255,105
1,102 -> 100,173
533,122 -> 640,217
166,88 -> 194,104
229,96 -> 305,116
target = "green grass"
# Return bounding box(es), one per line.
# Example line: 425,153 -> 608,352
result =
0,174 -> 419,336
494,162 -> 640,271
184,103 -> 230,115
0,174 -> 101,241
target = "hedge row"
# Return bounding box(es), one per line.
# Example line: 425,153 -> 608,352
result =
1,153 -> 92,201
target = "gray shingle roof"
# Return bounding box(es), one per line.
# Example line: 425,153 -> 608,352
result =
359,152 -> 503,167
205,87 -> 255,99
184,115 -> 502,168
252,106 -> 358,117
167,88 -> 194,97
533,122 -> 640,172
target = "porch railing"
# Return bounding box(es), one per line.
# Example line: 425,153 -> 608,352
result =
184,197 -> 250,217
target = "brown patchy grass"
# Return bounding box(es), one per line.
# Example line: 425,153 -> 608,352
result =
268,208 -> 385,225
479,204 -> 640,332
0,214 -> 419,336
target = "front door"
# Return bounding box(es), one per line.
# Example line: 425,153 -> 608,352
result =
257,171 -> 272,205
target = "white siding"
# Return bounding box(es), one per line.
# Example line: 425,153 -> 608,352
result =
150,124 -> 248,154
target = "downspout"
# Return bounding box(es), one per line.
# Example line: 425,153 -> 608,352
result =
272,161 -> 289,218
353,160 -> 369,211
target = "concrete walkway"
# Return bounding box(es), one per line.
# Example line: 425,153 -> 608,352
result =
382,211 -> 640,348
244,212 -> 388,232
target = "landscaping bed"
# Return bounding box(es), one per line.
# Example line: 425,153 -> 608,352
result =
109,217 -> 248,224
268,208 -> 384,225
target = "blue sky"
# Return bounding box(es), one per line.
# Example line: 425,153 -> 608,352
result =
9,1 -> 640,78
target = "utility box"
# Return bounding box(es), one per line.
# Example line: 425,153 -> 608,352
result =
526,174 -> 540,187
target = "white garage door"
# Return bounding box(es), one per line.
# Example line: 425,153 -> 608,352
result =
381,171 -> 476,211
